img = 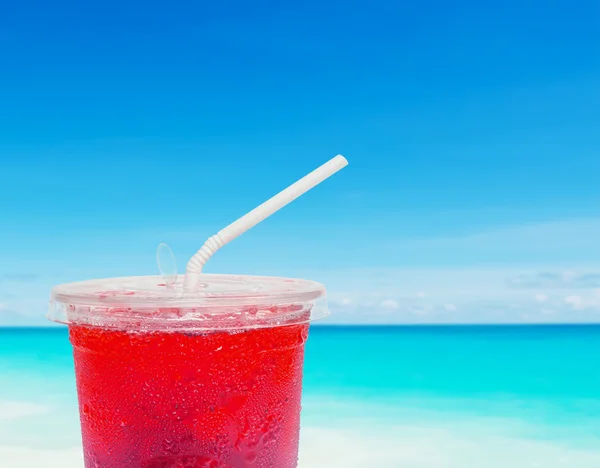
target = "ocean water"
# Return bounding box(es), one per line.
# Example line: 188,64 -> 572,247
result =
1,325 -> 599,467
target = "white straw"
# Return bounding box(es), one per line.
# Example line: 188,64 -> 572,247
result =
184,155 -> 348,289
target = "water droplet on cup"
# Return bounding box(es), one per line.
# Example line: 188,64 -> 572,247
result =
157,243 -> 178,287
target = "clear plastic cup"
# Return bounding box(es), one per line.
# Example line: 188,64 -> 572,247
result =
48,274 -> 328,468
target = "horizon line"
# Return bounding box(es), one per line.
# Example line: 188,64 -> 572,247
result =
2,323 -> 600,331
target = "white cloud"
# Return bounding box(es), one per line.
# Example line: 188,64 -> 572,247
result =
5,213 -> 600,327
564,295 -> 583,308
562,294 -> 600,311
380,299 -> 399,310
330,297 -> 354,308
410,305 -> 432,316
562,271 -> 577,282
507,272 -> 600,289
384,218 -> 600,269
6,264 -> 600,326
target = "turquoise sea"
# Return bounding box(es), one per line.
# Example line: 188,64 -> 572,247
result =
1,325 -> 599,467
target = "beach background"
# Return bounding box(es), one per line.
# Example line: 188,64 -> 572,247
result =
1,0 -> 600,466
2,325 -> 600,467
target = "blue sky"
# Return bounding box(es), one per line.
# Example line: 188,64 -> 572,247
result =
1,0 -> 599,324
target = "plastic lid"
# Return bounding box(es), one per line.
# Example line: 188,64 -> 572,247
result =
48,274 -> 328,331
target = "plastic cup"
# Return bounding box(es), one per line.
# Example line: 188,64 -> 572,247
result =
48,274 -> 328,468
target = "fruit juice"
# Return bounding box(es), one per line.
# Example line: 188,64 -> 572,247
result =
69,320 -> 309,468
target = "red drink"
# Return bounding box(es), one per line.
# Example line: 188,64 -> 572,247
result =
69,322 -> 308,468
49,275 -> 327,468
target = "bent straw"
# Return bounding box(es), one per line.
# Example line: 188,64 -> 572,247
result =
184,155 -> 348,290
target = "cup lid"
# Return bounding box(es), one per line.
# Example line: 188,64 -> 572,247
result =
48,274 -> 328,330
